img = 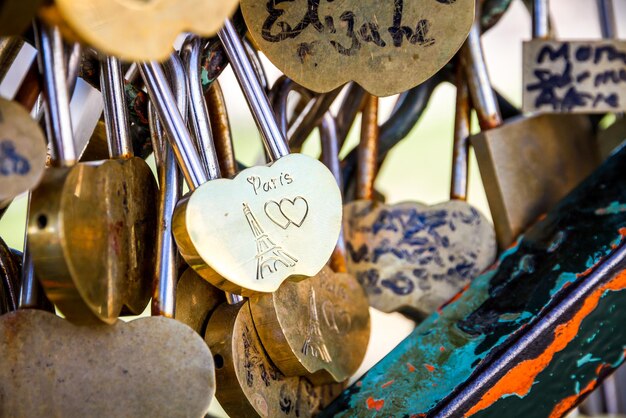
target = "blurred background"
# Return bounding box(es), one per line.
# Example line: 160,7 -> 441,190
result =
0,0 -> 625,416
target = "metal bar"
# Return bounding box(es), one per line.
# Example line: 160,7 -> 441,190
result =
321,144 -> 626,417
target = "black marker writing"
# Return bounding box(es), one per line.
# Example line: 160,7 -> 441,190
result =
261,0 -> 441,58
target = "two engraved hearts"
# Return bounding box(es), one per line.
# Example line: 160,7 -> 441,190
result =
264,196 -> 309,229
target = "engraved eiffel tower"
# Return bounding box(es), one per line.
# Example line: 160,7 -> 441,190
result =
243,203 -> 298,280
301,288 -> 332,363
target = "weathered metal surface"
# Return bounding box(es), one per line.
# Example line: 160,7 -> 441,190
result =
29,157 -> 157,324
0,310 -> 215,417
320,142 -> 626,417
205,301 -> 345,417
249,265 -> 370,384
523,40 -> 626,113
241,0 -> 474,96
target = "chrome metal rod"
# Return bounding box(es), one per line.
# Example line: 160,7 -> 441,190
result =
139,60 -> 208,190
218,19 -> 290,160
101,56 -> 133,158
34,22 -> 76,166
181,35 -> 221,180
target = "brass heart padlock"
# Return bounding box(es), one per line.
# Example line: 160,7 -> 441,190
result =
142,24 -> 342,295
29,25 -> 157,324
250,84 -> 370,384
44,0 -> 238,61
241,0 -> 475,96
206,300 -> 345,418
343,93 -> 496,318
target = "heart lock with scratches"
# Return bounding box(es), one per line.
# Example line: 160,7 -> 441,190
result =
141,22 -> 342,296
241,0 -> 474,96
28,26 -> 157,325
40,0 -> 239,61
343,90 -> 496,319
249,81 -> 371,385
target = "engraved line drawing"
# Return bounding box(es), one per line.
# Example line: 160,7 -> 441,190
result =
322,300 -> 352,335
243,203 -> 298,280
264,196 -> 309,229
301,287 -> 332,363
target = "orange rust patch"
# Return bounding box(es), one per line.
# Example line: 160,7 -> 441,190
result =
407,362 -> 416,373
381,380 -> 395,389
549,379 -> 596,418
424,364 -> 435,372
619,227 -> 626,237
366,397 -> 384,411
464,270 -> 626,417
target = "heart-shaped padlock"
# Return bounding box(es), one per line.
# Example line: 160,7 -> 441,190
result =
250,96 -> 370,384
343,93 -> 496,318
142,24 -> 342,296
240,0 -> 475,96
46,0 -> 238,61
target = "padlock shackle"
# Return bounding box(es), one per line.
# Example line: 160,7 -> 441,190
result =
451,61 -> 471,202
218,19 -> 290,161
206,81 -> 238,179
270,76 -> 314,140
463,15 -> 503,131
140,59 -> 208,190
356,95 -> 379,202
532,0 -> 550,39
100,56 -> 133,159
149,54 -> 188,170
34,21 -> 77,167
319,113 -> 349,274
148,56 -> 185,318
598,0 -> 617,40
181,35 -> 221,181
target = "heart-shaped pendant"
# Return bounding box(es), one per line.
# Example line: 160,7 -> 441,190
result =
173,153 -> 342,295
29,157 -> 157,323
48,0 -> 239,61
206,301 -> 345,417
0,310 -> 215,417
241,0 -> 474,96
343,200 -> 496,317
250,265 -> 370,384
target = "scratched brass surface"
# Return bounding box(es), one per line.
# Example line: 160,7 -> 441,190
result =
344,199 -> 496,318
48,0 -> 238,61
172,153 -> 342,295
28,157 -> 157,324
249,265 -> 370,384
175,267 -> 225,335
241,0 -> 474,96
471,113 -> 599,248
0,98 -> 47,208
205,301 -> 345,417
0,310 -> 215,417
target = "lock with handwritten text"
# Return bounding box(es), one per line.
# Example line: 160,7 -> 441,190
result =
241,0 -> 474,96
522,0 -> 626,113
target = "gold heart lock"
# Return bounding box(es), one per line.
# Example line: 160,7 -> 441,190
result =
50,0 -> 239,61
241,0 -> 474,96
